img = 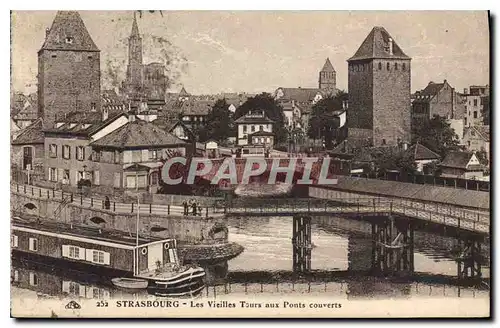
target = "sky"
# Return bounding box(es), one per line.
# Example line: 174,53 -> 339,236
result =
11,11 -> 489,95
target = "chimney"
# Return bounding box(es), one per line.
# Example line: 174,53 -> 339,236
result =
388,38 -> 393,55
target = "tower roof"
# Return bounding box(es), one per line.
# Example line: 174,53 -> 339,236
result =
321,58 -> 336,72
348,26 -> 409,61
179,87 -> 190,97
131,12 -> 140,37
40,11 -> 99,52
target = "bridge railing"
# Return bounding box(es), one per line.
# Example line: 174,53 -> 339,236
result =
11,183 -> 217,218
215,197 -> 489,234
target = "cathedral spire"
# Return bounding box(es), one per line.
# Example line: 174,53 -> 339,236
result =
131,11 -> 140,38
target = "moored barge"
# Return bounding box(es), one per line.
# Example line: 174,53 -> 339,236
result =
10,216 -> 205,294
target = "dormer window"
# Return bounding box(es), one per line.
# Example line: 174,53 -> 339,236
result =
65,37 -> 74,44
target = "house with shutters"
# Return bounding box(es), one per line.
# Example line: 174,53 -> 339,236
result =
234,109 -> 275,157
11,118 -> 45,183
89,117 -> 187,193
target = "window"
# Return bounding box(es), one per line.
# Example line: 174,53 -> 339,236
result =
69,246 -> 80,259
474,99 -> 478,106
92,250 -> 105,264
387,63 -> 390,70
251,126 -> 255,132
465,118 -> 468,126
266,137 -> 270,143
76,146 -> 85,161
260,137 -> 265,144
378,62 -> 382,70
29,272 -> 38,286
13,270 -> 19,282
382,139 -> 387,145
150,171 -> 159,185
260,125 -> 264,131
92,150 -> 101,162
91,102 -> 96,110
65,36 -> 74,44
114,150 -> 120,164
62,145 -> 71,159
395,63 -> 398,70
468,141 -> 471,147
149,149 -> 158,160
473,111 -> 478,118
243,125 -> 247,133
51,54 -> 57,58
49,167 -> 58,182
402,63 -> 406,70
49,144 -> 58,158
88,55 -> 93,59
29,238 -> 38,251
11,235 -> 18,248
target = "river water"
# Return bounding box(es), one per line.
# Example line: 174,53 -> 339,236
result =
11,215 -> 490,302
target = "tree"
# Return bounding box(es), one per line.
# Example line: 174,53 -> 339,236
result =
234,93 -> 287,144
198,99 -> 231,143
307,91 -> 348,149
412,115 -> 463,158
370,147 -> 417,176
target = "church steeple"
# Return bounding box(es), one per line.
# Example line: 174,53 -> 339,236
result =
131,12 -> 140,38
319,57 -> 336,91
125,11 -> 144,100
128,12 -> 142,66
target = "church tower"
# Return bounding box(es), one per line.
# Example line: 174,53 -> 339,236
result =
124,12 -> 144,101
318,58 -> 336,91
347,26 -> 411,147
37,11 -> 101,127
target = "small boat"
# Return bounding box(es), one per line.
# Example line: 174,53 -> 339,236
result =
112,277 -> 148,289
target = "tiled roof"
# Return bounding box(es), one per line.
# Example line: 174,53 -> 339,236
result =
178,87 -> 190,97
47,112 -> 126,136
321,58 -> 336,72
91,119 -> 187,149
440,151 -> 474,169
179,100 -> 214,116
473,125 -> 490,142
277,87 -> 322,103
408,143 -> 441,161
41,11 -> 99,52
12,118 -> 44,145
348,26 -> 410,61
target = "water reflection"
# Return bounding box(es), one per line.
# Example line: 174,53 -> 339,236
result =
11,214 -> 489,300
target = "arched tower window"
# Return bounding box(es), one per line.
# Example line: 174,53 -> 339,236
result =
387,63 -> 390,70
378,62 -> 382,70
402,63 -> 406,71
395,63 -> 398,70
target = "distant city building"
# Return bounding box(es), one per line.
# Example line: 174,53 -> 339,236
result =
234,109 -> 275,156
463,125 -> 490,164
120,13 -> 167,109
411,80 -> 465,125
37,11 -> 101,128
347,26 -> 411,147
463,85 -> 490,127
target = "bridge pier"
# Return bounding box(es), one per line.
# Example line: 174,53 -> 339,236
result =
456,237 -> 483,280
292,215 -> 312,273
371,217 -> 414,276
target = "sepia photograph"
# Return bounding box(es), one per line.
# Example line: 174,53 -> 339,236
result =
9,9 -> 490,318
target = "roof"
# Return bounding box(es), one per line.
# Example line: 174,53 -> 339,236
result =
46,112 -> 126,137
12,118 -> 44,145
179,100 -> 213,116
91,119 -> 187,149
276,87 -> 322,103
321,58 -> 336,72
348,26 -> 410,61
468,125 -> 490,142
408,143 -> 441,161
234,115 -> 275,124
40,11 -> 99,52
178,87 -> 190,97
440,151 -> 475,169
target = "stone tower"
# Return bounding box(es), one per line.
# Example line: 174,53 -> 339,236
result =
347,26 -> 411,147
37,11 -> 101,127
318,58 -> 336,91
124,12 -> 144,101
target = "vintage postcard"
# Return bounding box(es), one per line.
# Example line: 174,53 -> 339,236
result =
10,10 -> 490,318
